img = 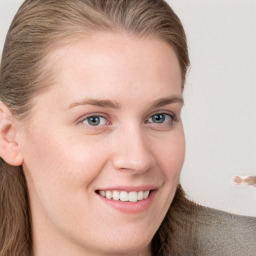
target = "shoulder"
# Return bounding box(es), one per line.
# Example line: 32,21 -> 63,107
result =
193,205 -> 256,256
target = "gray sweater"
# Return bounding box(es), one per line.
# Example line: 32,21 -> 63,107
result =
194,206 -> 256,256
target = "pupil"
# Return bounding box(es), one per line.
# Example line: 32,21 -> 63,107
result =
88,117 -> 100,126
153,114 -> 165,123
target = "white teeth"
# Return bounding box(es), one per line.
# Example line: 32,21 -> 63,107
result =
98,190 -> 151,202
120,191 -> 129,202
99,191 -> 106,197
143,191 -> 150,199
128,191 -> 138,202
137,191 -> 144,201
106,191 -> 112,199
112,191 -> 120,201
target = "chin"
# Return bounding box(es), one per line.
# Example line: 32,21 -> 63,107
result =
99,240 -> 151,256
84,229 -> 153,256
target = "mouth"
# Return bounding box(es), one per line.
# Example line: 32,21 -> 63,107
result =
96,190 -> 152,203
95,187 -> 157,214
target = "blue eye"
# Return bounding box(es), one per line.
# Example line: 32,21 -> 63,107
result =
82,116 -> 108,126
148,113 -> 173,124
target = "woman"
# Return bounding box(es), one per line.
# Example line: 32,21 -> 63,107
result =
0,1 -> 255,256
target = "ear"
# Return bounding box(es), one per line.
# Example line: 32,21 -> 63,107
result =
0,101 -> 24,166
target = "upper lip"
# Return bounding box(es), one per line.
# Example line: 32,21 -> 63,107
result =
95,185 -> 159,192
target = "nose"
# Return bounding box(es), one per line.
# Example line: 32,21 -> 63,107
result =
112,126 -> 155,174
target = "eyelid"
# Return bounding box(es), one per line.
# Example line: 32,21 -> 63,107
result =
146,111 -> 176,122
77,113 -> 111,125
75,110 -> 178,127
84,116 -> 107,126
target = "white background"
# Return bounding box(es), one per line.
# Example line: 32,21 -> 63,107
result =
0,0 -> 255,216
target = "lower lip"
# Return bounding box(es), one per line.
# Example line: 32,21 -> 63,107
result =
96,190 -> 157,214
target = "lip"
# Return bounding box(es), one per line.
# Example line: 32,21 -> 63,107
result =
95,186 -> 158,214
95,185 -> 158,192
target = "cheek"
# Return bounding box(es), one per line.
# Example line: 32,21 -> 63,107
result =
147,132 -> 185,228
22,129 -> 111,228
155,132 -> 185,178
22,127 -> 110,195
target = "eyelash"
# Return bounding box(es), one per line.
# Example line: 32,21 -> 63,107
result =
146,113 -> 175,125
81,115 -> 110,127
79,112 -> 176,128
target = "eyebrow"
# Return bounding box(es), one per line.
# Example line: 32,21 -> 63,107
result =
151,96 -> 184,108
68,96 -> 183,109
68,98 -> 120,109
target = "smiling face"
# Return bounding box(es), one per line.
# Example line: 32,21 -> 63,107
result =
18,33 -> 185,256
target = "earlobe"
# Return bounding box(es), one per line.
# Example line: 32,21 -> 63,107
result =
0,102 -> 24,166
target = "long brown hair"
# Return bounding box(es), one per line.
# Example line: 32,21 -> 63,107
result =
0,1 -> 195,255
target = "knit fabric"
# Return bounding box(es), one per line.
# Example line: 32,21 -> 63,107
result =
194,206 -> 256,256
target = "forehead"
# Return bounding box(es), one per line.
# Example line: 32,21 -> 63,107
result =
35,33 -> 182,109
48,32 -> 181,79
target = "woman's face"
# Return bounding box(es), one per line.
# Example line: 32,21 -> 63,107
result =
19,33 -> 185,256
